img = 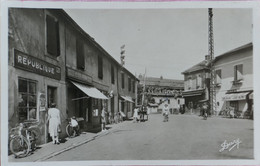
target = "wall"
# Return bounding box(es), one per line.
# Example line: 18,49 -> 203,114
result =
215,47 -> 253,114
183,70 -> 206,91
8,8 -> 67,144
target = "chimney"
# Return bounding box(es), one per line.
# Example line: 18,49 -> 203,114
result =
205,55 -> 210,61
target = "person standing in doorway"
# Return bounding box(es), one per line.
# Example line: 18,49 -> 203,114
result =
47,103 -> 61,145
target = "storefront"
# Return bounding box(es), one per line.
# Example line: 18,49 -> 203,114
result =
67,81 -> 108,132
120,95 -> 134,119
9,50 -> 66,144
222,91 -> 253,117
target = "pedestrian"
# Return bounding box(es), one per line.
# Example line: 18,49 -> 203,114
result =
162,104 -> 170,122
133,106 -> 139,123
101,107 -> 107,131
47,103 -> 61,145
71,116 -> 79,136
189,102 -> 193,114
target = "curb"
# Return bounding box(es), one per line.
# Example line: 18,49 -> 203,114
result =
35,131 -> 110,162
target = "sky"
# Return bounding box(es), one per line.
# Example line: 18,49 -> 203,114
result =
65,8 -> 252,80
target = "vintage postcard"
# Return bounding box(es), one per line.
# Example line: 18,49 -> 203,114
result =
1,0 -> 260,166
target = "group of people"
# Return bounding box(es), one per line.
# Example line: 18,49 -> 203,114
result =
133,106 -> 150,123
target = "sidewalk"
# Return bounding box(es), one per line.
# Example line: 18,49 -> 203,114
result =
8,121 -> 128,162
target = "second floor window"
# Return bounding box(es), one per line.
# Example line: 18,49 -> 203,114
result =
215,69 -> 222,84
98,56 -> 103,79
46,15 -> 60,57
121,73 -> 125,89
196,74 -> 202,89
234,64 -> 243,81
76,39 -> 85,70
128,77 -> 131,92
111,65 -> 115,84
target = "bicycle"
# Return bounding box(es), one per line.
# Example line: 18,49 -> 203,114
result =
66,117 -> 83,138
9,121 -> 39,158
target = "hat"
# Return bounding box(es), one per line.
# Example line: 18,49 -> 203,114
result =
72,116 -> 76,119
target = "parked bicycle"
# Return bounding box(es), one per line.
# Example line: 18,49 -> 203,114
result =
66,117 -> 83,138
9,121 -> 40,158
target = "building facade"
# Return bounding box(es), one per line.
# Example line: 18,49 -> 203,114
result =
181,57 -> 210,112
138,76 -> 184,113
8,8 -> 138,145
214,43 -> 253,117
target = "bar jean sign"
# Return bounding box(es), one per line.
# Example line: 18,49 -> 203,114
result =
14,50 -> 61,80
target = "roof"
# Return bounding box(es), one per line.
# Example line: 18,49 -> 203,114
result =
140,77 -> 184,88
181,60 -> 208,74
182,42 -> 252,75
56,10 -> 138,81
214,42 -> 252,62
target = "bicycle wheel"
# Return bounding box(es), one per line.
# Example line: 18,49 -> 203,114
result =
10,136 -> 30,158
66,124 -> 75,138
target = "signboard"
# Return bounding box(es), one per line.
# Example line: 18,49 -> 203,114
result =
14,49 -> 61,80
222,93 -> 248,101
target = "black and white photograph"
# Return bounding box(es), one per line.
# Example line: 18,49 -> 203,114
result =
1,1 -> 260,165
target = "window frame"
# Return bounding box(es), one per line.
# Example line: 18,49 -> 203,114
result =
234,64 -> 243,81
18,77 -> 38,122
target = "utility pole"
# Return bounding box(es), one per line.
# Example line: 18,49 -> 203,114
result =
208,8 -> 216,115
120,45 -> 125,67
141,68 -> 146,106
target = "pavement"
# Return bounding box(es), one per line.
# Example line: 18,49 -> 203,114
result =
8,113 -> 254,161
8,120 -> 129,162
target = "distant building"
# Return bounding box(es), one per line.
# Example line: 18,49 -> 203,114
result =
138,76 -> 184,113
214,43 -> 253,117
181,56 -> 211,112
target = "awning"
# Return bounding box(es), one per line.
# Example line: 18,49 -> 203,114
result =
71,81 -> 108,100
249,92 -> 253,99
222,92 -> 249,101
121,95 -> 134,103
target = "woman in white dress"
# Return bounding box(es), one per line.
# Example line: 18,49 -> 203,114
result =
133,106 -> 139,123
47,103 -> 61,144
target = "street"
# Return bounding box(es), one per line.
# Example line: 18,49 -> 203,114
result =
46,114 -> 253,161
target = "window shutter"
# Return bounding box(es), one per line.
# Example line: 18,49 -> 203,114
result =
76,39 -> 85,70
98,56 -> 103,79
46,15 -> 59,56
234,65 -> 237,81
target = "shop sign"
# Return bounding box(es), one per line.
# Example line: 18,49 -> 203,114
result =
222,93 -> 247,101
14,50 -> 61,80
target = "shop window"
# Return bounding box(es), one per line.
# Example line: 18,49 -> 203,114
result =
47,86 -> 57,108
215,69 -> 222,85
92,99 -> 99,117
18,78 -> 37,122
111,65 -> 115,84
128,77 -> 131,92
76,39 -> 85,70
168,99 -> 170,104
234,64 -> 243,81
46,15 -> 60,57
98,56 -> 103,79
121,73 -> 125,89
